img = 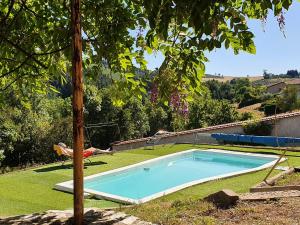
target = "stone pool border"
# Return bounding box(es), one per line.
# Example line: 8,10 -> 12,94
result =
54,149 -> 284,204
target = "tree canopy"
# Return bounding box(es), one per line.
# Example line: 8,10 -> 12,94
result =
0,0 -> 293,103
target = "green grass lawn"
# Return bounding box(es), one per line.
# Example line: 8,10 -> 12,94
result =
1,144 -> 300,217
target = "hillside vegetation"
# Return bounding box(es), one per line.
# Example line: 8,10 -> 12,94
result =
1,72 -> 300,169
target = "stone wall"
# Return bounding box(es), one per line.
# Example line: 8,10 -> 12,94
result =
112,111 -> 300,151
271,115 -> 300,137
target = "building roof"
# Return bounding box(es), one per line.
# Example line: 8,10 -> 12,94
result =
112,111 -> 300,146
266,79 -> 300,88
266,81 -> 285,88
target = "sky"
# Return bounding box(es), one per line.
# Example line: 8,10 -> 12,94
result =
145,1 -> 300,77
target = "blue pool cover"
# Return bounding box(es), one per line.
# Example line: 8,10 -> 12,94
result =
211,133 -> 300,147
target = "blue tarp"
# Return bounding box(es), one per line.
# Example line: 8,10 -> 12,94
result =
211,133 -> 300,147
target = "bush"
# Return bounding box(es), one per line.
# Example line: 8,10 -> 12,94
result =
261,100 -> 280,116
239,112 -> 254,121
261,86 -> 300,117
277,86 -> 300,112
243,120 -> 273,136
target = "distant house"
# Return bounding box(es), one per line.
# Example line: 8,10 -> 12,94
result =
266,79 -> 300,95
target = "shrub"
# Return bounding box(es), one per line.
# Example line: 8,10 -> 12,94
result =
243,120 -> 273,136
261,100 -> 279,116
277,86 -> 300,112
239,112 -> 254,121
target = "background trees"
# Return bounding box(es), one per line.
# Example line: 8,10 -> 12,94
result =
0,95 -> 72,168
263,69 -> 300,79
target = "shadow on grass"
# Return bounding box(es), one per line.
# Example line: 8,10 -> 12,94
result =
34,161 -> 107,173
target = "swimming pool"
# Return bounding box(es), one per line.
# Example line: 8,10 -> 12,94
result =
55,149 -> 281,204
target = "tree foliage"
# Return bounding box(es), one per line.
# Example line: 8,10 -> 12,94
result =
277,86 -> 300,112
263,69 -> 300,79
205,78 -> 267,108
187,92 -> 238,129
0,0 -> 293,104
0,96 -> 72,167
261,86 -> 300,116
0,0 -> 296,168
243,120 -> 273,136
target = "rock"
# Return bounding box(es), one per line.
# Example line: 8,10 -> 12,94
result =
109,212 -> 127,221
204,189 -> 239,208
115,216 -> 139,225
0,209 -> 154,225
101,210 -> 115,217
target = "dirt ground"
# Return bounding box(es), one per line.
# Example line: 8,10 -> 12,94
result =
125,197 -> 300,225
213,172 -> 300,225
212,198 -> 300,225
277,172 -> 300,186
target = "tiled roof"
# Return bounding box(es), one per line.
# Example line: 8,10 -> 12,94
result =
266,79 -> 300,88
112,111 -> 300,146
266,81 -> 285,88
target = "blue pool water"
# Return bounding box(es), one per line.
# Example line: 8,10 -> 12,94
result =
84,150 -> 276,202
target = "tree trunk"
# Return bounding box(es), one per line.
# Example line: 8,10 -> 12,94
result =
71,0 -> 84,224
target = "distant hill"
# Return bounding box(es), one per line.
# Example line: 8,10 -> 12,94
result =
203,74 -> 263,82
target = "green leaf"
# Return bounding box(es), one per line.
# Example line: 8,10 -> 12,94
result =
50,86 -> 60,94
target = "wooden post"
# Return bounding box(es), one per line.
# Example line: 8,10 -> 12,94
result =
71,0 -> 84,224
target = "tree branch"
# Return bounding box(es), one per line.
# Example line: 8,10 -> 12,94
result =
0,57 -> 31,78
0,34 -> 47,69
0,0 -> 16,26
0,57 -> 42,77
0,72 -> 39,92
33,44 -> 71,56
20,0 -> 48,21
2,0 -> 24,34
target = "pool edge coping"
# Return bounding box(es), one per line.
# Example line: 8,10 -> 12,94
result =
54,149 -> 284,204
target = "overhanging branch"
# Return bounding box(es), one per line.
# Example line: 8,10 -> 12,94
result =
0,0 -> 16,26
0,57 -> 31,78
0,72 -> 40,92
33,44 -> 71,56
0,34 -> 47,69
